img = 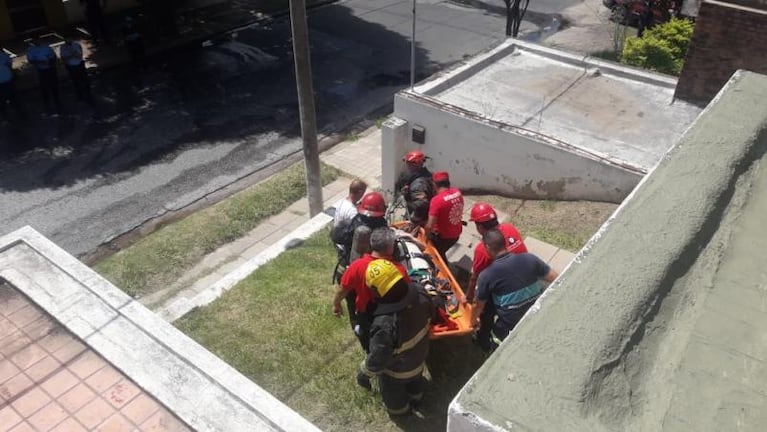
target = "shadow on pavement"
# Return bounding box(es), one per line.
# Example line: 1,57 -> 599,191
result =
0,4 -> 432,193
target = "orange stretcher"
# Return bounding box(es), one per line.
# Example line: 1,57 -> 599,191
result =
391,222 -> 474,339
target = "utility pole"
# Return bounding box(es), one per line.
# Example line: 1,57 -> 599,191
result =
289,0 -> 323,216
410,0 -> 416,90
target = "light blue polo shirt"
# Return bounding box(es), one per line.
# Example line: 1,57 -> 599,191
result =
0,51 -> 12,83
27,45 -> 56,71
60,41 -> 84,67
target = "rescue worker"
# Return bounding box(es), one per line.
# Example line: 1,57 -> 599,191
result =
60,38 -> 94,105
332,227 -> 410,352
395,150 -> 434,224
470,229 -> 559,348
426,171 -> 464,262
0,45 -> 24,122
331,191 -> 388,265
333,178 -> 367,227
358,259 -> 435,416
27,39 -> 61,115
394,150 -> 432,195
464,202 -> 528,352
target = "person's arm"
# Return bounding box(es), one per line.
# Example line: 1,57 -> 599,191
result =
542,269 -> 559,283
425,215 -> 437,234
465,272 -> 478,304
331,285 -> 351,316
470,300 -> 485,328
362,316 -> 396,376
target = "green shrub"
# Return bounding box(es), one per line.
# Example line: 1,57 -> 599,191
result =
621,18 -> 694,75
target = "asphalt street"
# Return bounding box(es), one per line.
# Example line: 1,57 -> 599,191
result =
0,0 -> 568,258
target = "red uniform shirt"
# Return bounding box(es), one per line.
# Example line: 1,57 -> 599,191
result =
429,187 -> 464,239
340,254 -> 410,312
472,223 -> 528,275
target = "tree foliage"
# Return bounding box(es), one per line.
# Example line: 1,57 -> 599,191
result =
620,18 -> 694,75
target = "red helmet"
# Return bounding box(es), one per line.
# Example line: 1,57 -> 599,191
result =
403,150 -> 426,166
358,192 -> 386,217
469,202 -> 497,223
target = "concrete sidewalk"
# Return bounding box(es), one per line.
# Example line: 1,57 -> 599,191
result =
150,127 -> 575,321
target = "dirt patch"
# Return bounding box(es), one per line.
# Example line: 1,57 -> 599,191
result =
472,195 -> 619,252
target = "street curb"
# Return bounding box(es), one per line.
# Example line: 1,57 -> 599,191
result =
158,212 -> 333,322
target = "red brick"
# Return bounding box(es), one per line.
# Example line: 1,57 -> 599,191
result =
10,344 -> 48,371
7,422 -> 35,432
95,413 -> 135,432
10,387 -> 51,417
0,406 -> 23,431
84,365 -> 122,394
6,306 -> 42,329
139,410 -> 192,432
120,393 -> 160,425
0,291 -> 28,318
38,330 -> 76,355
67,351 -> 107,380
51,339 -> 86,364
27,401 -> 68,431
0,372 -> 33,401
103,379 -> 141,409
0,331 -> 31,358
0,359 -> 20,384
58,383 -> 97,414
49,418 -> 87,432
24,356 -> 62,383
75,397 -> 115,429
40,368 -> 79,398
20,318 -> 56,341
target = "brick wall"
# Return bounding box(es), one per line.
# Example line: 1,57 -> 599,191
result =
675,1 -> 767,105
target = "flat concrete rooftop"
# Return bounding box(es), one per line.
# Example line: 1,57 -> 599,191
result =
449,71 -> 767,432
417,40 -> 702,171
0,227 -> 320,432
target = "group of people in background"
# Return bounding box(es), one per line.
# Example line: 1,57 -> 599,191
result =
329,149 -> 559,417
0,0 -> 147,123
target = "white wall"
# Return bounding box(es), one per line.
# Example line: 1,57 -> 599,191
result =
383,93 -> 643,203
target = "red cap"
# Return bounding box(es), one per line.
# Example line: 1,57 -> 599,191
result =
432,171 -> 449,182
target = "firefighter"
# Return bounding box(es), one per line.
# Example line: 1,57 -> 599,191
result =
358,259 -> 436,416
425,171 -> 464,262
331,227 -> 410,352
331,191 -> 388,266
465,202 -> 528,352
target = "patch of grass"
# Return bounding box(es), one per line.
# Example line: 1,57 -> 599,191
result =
539,200 -> 557,212
345,131 -> 361,142
93,163 -> 341,298
475,196 -> 618,252
176,233 -> 486,431
374,115 -> 389,129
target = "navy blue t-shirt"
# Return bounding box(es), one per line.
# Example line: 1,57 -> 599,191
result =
476,253 -> 550,321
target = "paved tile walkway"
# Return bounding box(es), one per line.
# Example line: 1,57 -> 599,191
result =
150,127 -> 576,320
0,284 -> 190,432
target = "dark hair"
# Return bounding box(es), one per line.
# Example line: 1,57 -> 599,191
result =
482,229 -> 506,255
435,180 -> 450,188
477,219 -> 499,230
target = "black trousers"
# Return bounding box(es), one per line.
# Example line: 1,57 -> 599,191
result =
379,374 -> 426,415
38,68 -> 61,113
345,290 -> 372,352
431,235 -> 459,264
474,301 -> 497,351
66,63 -> 93,103
0,80 -> 24,120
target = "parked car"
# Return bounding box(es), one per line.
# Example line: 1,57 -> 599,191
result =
603,0 -> 681,26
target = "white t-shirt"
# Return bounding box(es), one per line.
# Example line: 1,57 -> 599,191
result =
333,197 -> 358,226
